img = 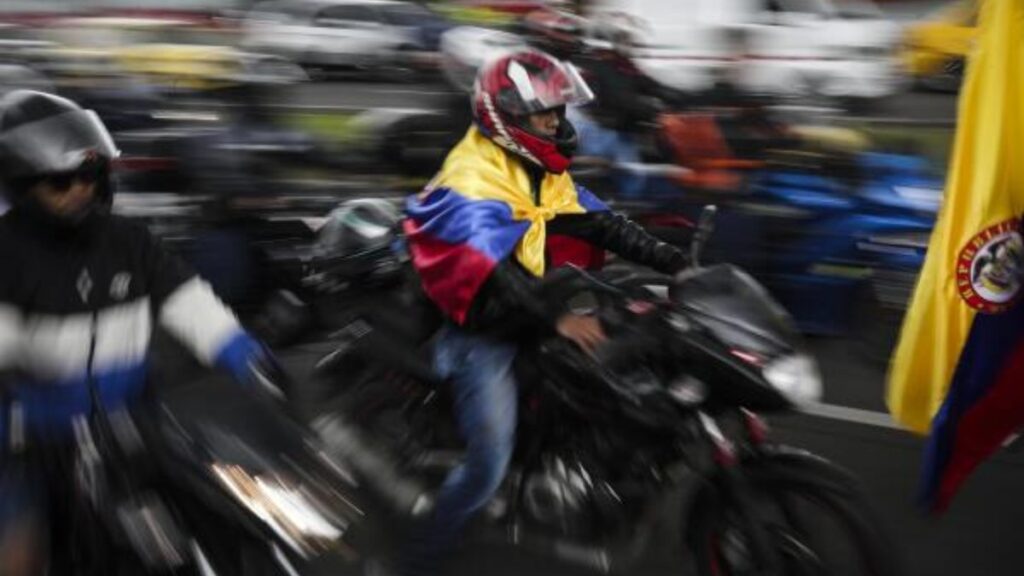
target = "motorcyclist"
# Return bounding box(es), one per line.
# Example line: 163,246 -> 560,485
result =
178,71 -> 316,314
0,90 -> 280,575
529,12 -> 665,197
574,14 -> 666,134
520,8 -> 588,62
397,50 -> 688,576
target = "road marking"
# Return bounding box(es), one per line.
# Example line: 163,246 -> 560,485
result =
798,402 -> 903,430
826,115 -> 956,127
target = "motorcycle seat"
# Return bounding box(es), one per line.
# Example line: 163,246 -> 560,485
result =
327,289 -> 446,388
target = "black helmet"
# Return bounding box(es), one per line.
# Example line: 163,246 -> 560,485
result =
306,199 -> 405,294
0,90 -> 119,215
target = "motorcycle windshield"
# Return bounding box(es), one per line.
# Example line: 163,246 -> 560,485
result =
670,264 -> 801,359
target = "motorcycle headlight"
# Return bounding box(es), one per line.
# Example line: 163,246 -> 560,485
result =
212,463 -> 347,559
762,354 -> 822,404
667,375 -> 708,406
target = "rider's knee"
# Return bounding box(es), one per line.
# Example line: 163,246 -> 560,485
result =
463,440 -> 513,495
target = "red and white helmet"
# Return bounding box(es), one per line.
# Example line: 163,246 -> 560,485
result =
472,50 -> 594,174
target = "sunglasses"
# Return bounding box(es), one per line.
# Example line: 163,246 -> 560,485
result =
40,161 -> 105,192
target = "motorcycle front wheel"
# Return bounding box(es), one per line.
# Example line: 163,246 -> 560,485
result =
686,446 -> 900,576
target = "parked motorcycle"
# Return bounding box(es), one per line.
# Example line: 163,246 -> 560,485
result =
309,207 -> 900,576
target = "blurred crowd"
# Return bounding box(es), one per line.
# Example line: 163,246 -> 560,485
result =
0,0 -> 968,354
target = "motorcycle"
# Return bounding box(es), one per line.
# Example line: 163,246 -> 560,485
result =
628,145 -> 939,366
1,366 -> 369,575
593,105 -> 940,364
309,207 -> 900,576
739,150 -> 939,362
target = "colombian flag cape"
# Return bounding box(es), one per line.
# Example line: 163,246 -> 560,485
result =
404,126 -> 608,324
886,0 -> 1024,513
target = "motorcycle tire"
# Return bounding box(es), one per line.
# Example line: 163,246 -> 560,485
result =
686,446 -> 900,576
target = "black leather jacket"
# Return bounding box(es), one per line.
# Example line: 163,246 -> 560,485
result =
575,50 -> 667,134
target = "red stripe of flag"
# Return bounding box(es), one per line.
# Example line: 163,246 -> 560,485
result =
403,220 -> 498,325
936,337 -> 1024,511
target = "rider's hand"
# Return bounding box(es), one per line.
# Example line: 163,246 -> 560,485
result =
556,313 -> 607,356
244,351 -> 289,401
225,339 -> 289,401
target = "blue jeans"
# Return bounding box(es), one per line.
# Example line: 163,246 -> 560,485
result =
567,106 -> 647,198
402,325 -> 518,576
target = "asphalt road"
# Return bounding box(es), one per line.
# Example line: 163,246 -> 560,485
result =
278,80 -> 456,112
273,80 -> 959,124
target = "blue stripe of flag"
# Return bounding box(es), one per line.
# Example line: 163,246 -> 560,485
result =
405,187 -> 529,264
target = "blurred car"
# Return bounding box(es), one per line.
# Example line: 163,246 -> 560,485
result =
0,23 -> 58,62
900,0 -> 975,93
590,0 -> 906,105
429,4 -> 520,27
112,44 -> 308,91
21,15 -> 302,92
241,0 -> 453,80
439,25 -> 528,90
444,0 -> 568,15
0,63 -> 54,96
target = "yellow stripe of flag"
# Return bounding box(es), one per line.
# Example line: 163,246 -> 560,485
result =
887,0 -> 1024,433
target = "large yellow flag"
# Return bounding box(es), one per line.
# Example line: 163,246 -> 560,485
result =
886,0 -> 1024,512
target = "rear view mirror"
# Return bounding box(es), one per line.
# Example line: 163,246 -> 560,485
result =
690,205 -> 718,269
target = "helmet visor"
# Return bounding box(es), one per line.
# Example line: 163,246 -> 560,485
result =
1,109 -> 119,177
502,56 -> 594,116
